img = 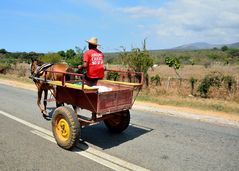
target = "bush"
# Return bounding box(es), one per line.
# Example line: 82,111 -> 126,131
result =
66,55 -> 82,68
223,75 -> 236,92
107,71 -> 119,81
151,74 -> 161,86
189,77 -> 197,95
198,76 -> 211,97
207,71 -> 223,87
198,71 -> 223,97
0,62 -> 10,74
39,53 -> 62,63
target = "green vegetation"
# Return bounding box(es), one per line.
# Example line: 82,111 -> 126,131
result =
197,71 -> 237,98
151,74 -> 161,86
223,75 -> 236,92
39,53 -> 62,63
107,71 -> 120,81
118,40 -> 154,86
0,62 -> 10,74
165,56 -> 181,78
189,77 -> 197,95
149,48 -> 238,66
58,47 -> 84,67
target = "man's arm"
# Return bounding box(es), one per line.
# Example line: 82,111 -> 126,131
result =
78,61 -> 88,70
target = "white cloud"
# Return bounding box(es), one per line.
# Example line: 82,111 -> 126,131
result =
68,0 -> 112,11
116,0 -> 239,47
116,6 -> 163,18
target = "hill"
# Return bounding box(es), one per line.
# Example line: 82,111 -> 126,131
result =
172,42 -> 239,50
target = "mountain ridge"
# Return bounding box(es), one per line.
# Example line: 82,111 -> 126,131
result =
172,42 -> 239,50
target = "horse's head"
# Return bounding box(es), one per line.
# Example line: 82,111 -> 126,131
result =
30,59 -> 44,78
30,59 -> 38,76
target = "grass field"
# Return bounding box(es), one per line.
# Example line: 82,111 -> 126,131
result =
148,64 -> 239,79
107,63 -> 239,114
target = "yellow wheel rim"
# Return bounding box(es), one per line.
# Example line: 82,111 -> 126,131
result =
55,117 -> 70,142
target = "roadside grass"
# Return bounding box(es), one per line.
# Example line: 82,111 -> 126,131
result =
138,91 -> 239,115
0,74 -> 33,84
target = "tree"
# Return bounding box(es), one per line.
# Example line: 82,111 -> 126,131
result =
119,39 -> 154,85
0,48 -> 8,54
221,46 -> 228,51
165,56 -> 182,88
165,56 -> 181,78
65,47 -> 84,68
65,49 -> 76,59
118,46 -> 131,66
128,48 -> 153,73
58,51 -> 66,58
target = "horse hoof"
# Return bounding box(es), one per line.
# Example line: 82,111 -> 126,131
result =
42,112 -> 51,120
42,114 -> 51,120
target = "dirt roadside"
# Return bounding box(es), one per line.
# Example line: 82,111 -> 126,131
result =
1,78 -> 239,128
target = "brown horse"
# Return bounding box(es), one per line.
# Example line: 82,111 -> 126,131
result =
30,59 -> 73,119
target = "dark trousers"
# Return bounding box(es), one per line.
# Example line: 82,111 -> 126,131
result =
84,75 -> 102,86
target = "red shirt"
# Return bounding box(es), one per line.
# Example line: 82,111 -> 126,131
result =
84,49 -> 104,78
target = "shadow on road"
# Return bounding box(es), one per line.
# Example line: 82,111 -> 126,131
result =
80,122 -> 153,150
46,106 -> 153,150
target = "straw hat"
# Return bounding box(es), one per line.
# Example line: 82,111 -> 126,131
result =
86,37 -> 100,46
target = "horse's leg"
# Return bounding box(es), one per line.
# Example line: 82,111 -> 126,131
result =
43,89 -> 48,116
37,89 -> 45,114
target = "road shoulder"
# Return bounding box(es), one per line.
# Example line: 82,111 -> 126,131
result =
134,101 -> 239,128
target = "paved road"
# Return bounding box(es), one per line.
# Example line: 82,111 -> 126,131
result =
0,84 -> 239,171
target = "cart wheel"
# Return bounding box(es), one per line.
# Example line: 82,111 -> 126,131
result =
104,110 -> 130,133
52,106 -> 80,150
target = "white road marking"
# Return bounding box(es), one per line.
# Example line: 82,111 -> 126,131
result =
130,123 -> 153,132
31,130 -> 129,171
0,110 -> 150,171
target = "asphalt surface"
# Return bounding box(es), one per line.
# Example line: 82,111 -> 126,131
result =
0,83 -> 239,171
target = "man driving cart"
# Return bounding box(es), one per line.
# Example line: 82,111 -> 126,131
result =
78,37 -> 105,86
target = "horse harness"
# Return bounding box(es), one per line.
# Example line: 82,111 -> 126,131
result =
35,63 -> 54,77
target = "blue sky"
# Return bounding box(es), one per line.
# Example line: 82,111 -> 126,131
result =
0,0 -> 239,52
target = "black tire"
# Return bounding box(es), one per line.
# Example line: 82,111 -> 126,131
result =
52,106 -> 80,150
104,110 -> 130,133
56,102 -> 64,107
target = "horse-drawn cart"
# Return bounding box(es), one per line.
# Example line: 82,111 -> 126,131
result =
41,70 -> 143,149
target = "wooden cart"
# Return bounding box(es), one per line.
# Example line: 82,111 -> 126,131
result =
45,70 -> 143,149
